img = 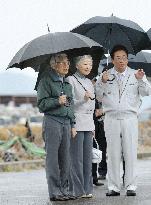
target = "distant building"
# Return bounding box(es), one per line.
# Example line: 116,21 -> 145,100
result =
0,69 -> 37,106
0,94 -> 37,107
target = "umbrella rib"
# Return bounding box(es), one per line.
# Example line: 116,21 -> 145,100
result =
75,23 -> 98,36
19,41 -> 34,64
79,23 -> 137,54
117,24 -> 135,54
8,42 -> 31,68
103,23 -> 113,50
80,23 -> 112,51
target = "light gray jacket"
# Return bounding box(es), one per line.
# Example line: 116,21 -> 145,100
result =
95,67 -> 151,115
67,73 -> 95,131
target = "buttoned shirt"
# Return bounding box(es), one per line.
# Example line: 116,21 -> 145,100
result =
112,67 -> 128,82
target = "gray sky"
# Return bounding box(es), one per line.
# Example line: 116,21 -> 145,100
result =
0,0 -> 151,74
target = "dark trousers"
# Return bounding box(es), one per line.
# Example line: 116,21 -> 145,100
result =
43,115 -> 71,198
92,121 -> 107,181
69,131 -> 93,197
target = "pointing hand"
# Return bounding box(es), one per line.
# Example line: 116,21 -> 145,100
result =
135,69 -> 145,80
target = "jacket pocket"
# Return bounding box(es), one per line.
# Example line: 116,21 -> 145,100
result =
126,93 -> 137,105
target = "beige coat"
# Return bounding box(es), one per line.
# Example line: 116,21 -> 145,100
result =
67,74 -> 95,131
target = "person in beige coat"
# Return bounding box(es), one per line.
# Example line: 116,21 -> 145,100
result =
67,55 -> 95,198
95,45 -> 151,197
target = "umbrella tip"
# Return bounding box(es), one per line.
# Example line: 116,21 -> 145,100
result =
47,23 -> 50,33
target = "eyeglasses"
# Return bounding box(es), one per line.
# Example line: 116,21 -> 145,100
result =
56,61 -> 70,66
114,57 -> 128,62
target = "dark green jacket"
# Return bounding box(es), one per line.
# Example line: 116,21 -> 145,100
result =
37,68 -> 75,125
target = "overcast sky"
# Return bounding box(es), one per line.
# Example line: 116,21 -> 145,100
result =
0,0 -> 151,74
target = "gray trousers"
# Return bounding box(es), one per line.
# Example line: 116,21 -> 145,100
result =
104,114 -> 138,192
43,115 -> 71,198
69,131 -> 93,197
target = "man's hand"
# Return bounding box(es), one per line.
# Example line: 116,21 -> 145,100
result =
71,128 -> 77,138
135,69 -> 145,80
102,70 -> 110,83
59,95 -> 67,105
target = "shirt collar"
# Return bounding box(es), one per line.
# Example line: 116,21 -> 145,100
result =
112,67 -> 128,77
75,71 -> 86,79
57,74 -> 64,82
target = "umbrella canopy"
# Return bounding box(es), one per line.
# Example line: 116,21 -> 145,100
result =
146,28 -> 151,50
100,51 -> 151,77
7,32 -> 104,73
128,51 -> 151,77
71,15 -> 150,55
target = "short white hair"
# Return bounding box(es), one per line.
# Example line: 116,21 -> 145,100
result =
75,55 -> 93,66
49,53 -> 68,69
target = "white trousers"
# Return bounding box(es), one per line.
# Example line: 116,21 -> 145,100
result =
104,114 -> 138,192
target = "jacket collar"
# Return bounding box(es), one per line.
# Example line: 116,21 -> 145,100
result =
110,66 -> 132,76
74,71 -> 86,79
48,69 -> 69,83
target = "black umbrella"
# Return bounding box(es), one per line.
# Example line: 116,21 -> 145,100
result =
7,32 -> 104,75
146,28 -> 151,50
100,51 -> 151,77
128,51 -> 151,77
71,15 -> 150,55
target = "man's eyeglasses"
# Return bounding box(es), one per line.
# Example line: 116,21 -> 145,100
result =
114,57 -> 128,62
56,61 -> 70,66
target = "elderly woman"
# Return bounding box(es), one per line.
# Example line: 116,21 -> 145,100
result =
67,55 -> 95,198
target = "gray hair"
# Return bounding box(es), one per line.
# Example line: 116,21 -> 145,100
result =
49,53 -> 68,69
74,55 -> 93,66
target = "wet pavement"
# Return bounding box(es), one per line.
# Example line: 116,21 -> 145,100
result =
0,158 -> 151,205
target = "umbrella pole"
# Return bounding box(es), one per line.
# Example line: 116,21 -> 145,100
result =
107,49 -> 110,66
106,23 -> 112,68
102,21 -> 111,68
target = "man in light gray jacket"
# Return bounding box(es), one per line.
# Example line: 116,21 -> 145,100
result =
96,45 -> 151,197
